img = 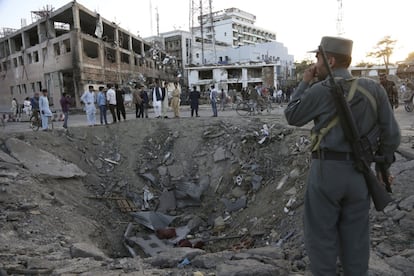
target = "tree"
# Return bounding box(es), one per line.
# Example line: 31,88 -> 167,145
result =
367,35 -> 396,75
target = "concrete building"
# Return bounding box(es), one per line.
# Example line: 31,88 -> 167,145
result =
0,1 -> 175,111
193,7 -> 276,47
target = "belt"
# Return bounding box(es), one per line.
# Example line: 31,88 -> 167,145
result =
311,151 -> 354,161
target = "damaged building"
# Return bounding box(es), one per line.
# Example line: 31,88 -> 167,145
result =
0,1 -> 177,111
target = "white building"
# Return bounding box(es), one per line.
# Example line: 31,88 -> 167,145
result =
193,7 -> 276,47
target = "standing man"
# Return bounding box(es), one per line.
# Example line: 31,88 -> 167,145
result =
115,84 -> 126,121
39,89 -> 53,131
220,89 -> 226,111
106,84 -> 117,123
284,36 -> 400,275
97,86 -> 108,125
210,85 -> 218,117
152,80 -> 163,118
80,85 -> 96,126
189,86 -> 200,117
140,86 -> 149,118
132,84 -> 143,118
60,92 -> 71,129
161,81 -> 169,118
379,73 -> 399,110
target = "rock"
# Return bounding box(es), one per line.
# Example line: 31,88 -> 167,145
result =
244,246 -> 285,260
146,247 -> 205,268
5,138 -> 86,178
399,195 -> 414,211
69,242 -> 109,261
213,147 -> 228,162
368,252 -> 404,276
192,251 -> 234,269
0,150 -> 20,164
216,259 -> 281,276
384,255 -> 414,275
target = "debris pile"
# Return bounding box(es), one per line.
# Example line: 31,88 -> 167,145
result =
0,117 -> 413,275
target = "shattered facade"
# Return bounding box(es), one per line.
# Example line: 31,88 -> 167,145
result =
0,1 -> 176,111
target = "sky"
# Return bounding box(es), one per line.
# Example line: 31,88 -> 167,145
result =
0,0 -> 412,65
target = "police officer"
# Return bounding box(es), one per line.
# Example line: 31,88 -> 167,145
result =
284,36 -> 400,275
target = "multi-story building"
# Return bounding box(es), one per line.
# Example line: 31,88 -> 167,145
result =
0,1 -> 175,111
193,7 -> 276,47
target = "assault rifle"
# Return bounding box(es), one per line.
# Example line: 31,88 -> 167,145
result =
319,45 -> 393,211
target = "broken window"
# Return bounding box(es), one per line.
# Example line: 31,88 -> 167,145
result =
33,51 -> 39,63
119,31 -> 129,50
37,81 -> 42,91
2,62 -> 7,70
79,10 -> 96,37
18,85 -> 22,94
27,53 -> 32,64
228,68 -> 241,79
31,82 -> 35,92
54,42 -> 61,56
105,47 -> 116,63
22,84 -> 27,94
24,27 -> 39,46
199,70 -> 213,80
42,47 -> 48,61
18,56 -> 24,66
248,68 -> 262,78
13,58 -> 18,68
62,39 -> 71,53
10,34 -> 23,53
0,41 -> 8,59
10,86 -> 14,96
102,23 -> 116,45
121,52 -> 130,64
54,22 -> 70,37
132,38 -> 142,55
83,39 -> 99,59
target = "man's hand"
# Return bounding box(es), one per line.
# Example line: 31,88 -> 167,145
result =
303,65 -> 317,83
41,110 -> 45,115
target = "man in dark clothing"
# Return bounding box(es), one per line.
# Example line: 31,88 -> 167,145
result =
379,73 -> 399,110
115,84 -> 126,121
140,87 -> 149,118
285,36 -> 400,275
189,86 -> 200,117
60,92 -> 71,129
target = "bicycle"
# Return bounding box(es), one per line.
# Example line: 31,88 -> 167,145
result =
236,100 -> 258,116
30,110 -> 54,131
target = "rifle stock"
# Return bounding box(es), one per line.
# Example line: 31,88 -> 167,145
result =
319,45 -> 393,211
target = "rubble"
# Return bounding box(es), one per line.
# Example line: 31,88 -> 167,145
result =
0,116 -> 413,275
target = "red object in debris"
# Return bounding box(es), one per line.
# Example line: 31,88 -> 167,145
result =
192,240 -> 205,249
177,239 -> 193,248
155,228 -> 177,239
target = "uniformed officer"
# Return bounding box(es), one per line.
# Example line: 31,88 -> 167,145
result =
284,36 -> 400,275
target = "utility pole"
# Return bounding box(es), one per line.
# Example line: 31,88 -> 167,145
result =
156,6 -> 159,36
208,0 -> 216,63
200,0 -> 205,65
336,0 -> 344,36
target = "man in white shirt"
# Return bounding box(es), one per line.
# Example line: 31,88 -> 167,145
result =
80,85 -> 96,126
106,83 -> 117,123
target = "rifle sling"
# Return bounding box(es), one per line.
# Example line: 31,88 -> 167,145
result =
311,78 -> 377,151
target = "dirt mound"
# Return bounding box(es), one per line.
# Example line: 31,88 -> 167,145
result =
0,116 -> 413,275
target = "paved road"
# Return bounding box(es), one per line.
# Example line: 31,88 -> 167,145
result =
1,104 -> 413,138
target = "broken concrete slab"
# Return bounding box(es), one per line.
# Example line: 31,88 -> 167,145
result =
0,150 -> 20,164
127,234 -> 169,257
5,138 -> 86,178
216,259 -> 281,276
146,247 -> 205,268
131,211 -> 176,231
70,242 -> 109,261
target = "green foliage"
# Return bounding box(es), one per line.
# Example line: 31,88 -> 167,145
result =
367,35 -> 397,74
